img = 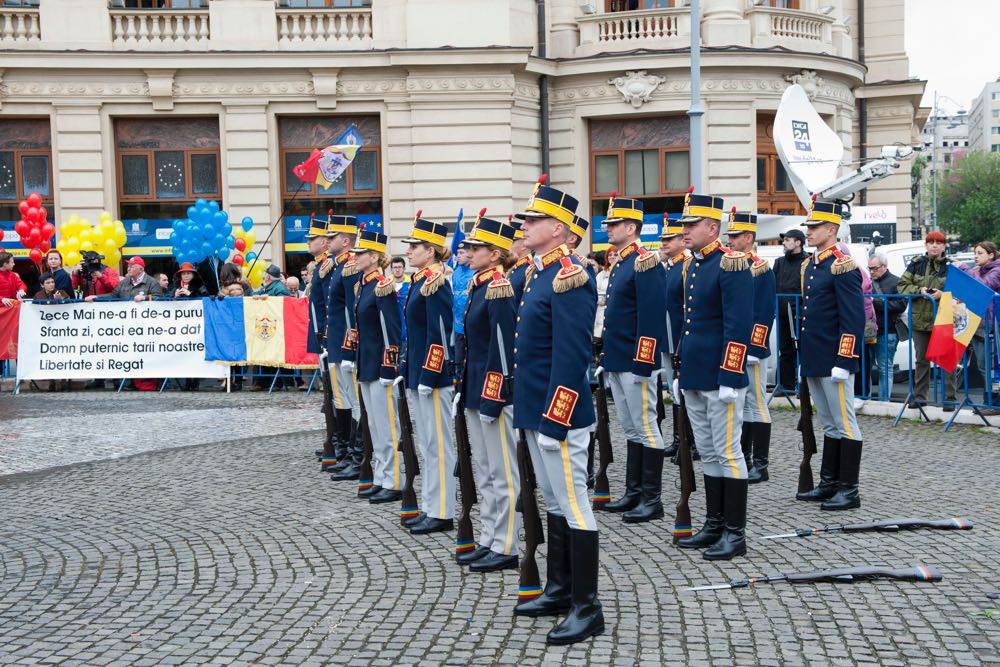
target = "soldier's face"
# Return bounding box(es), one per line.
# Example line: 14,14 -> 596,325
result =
605,220 -> 629,246
308,237 -> 325,256
661,235 -> 684,257
682,218 -> 716,250
468,245 -> 496,272
805,223 -> 836,249
726,232 -> 754,253
521,216 -> 560,251
354,250 -> 375,272
406,242 -> 435,269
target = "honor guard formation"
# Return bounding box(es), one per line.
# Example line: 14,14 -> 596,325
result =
303,176 -> 868,645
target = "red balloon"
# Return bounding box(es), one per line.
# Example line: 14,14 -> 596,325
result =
25,207 -> 40,224
39,240 -> 50,254
234,237 -> 246,252
26,192 -> 42,207
17,200 -> 28,216
14,220 -> 29,237
232,253 -> 245,266
42,223 -> 55,239
29,247 -> 42,264
39,207 -> 47,222
27,228 -> 41,246
0,229 -> 4,242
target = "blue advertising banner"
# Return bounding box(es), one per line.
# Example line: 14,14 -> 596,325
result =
120,219 -> 177,256
0,220 -> 28,257
283,214 -> 383,253
590,213 -> 679,251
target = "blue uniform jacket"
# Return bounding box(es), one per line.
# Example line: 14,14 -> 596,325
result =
600,241 -> 667,376
663,252 -> 688,356
513,245 -> 597,441
403,263 -> 454,389
678,240 -> 753,391
326,252 -> 361,363
509,256 -> 532,305
307,253 -> 332,354
460,269 -> 517,419
800,247 -> 865,377
749,254 -> 777,361
354,271 -> 402,383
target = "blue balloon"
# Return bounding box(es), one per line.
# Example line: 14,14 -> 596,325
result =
202,222 -> 214,236
226,235 -> 235,248
241,216 -> 253,232
246,251 -> 257,262
214,211 -> 229,225
201,241 -> 213,257
216,247 -> 230,261
195,198 -> 208,208
186,206 -> 198,220
213,234 -> 227,249
207,200 -> 220,214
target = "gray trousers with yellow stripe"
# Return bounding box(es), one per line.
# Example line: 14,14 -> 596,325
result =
408,386 -> 456,521
359,380 -> 404,491
331,364 -> 361,421
806,375 -> 862,440
465,406 -> 521,556
526,427 -> 598,532
743,358 -> 772,424
608,371 -> 664,450
682,388 -> 749,479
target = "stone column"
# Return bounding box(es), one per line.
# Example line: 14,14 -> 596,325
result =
50,103 -> 107,223
701,0 -> 750,47
220,103 -> 275,265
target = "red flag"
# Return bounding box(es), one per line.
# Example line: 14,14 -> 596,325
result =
0,300 -> 20,360
292,148 -> 322,184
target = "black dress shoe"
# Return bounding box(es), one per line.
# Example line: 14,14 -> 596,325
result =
410,517 -> 454,535
457,545 -> 491,566
369,488 -> 402,504
357,484 -> 382,499
942,403 -> 956,412
330,464 -> 360,481
469,551 -> 518,573
907,399 -> 926,409
403,511 -> 427,527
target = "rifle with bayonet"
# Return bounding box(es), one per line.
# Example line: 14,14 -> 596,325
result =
666,310 -> 696,543
349,305 -> 373,496
517,430 -> 543,603
789,301 -> 818,494
688,564 -> 942,591
443,317 -> 477,559
311,301 -> 340,468
762,516 -> 973,540
592,366 -> 614,509
379,308 -> 419,526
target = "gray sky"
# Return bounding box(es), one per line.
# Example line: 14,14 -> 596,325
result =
905,0 -> 999,112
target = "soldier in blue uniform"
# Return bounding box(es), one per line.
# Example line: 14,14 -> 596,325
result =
324,215 -> 364,482
507,217 -> 532,304
402,213 -> 457,535
795,200 -> 865,511
350,228 -> 405,505
659,217 -> 691,462
511,175 -> 603,645
597,196 -> 668,524
457,213 -> 521,573
725,209 -> 776,484
305,214 -> 339,470
674,190 -> 754,561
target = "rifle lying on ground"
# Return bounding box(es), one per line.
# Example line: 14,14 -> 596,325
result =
689,564 -> 942,591
789,302 -> 818,493
454,400 -> 478,560
394,377 -> 421,526
592,367 -> 614,509
762,517 -> 973,540
517,431 -> 544,602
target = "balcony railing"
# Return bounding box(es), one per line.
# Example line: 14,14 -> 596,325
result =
748,6 -> 834,54
0,7 -> 40,48
276,8 -> 372,49
577,7 -> 690,57
111,8 -> 211,50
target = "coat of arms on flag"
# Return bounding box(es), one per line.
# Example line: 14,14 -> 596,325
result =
254,314 -> 276,341
292,126 -> 365,189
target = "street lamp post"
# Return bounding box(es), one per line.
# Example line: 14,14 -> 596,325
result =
688,0 -> 703,191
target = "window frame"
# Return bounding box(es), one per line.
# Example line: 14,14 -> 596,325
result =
0,148 -> 54,206
590,145 -> 691,200
757,113 -> 806,216
116,147 -> 221,202
279,145 -> 382,199
277,0 -> 372,7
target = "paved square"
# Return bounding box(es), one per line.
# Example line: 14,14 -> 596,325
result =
2,392 -> 999,665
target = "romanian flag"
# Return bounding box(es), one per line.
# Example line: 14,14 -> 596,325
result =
291,126 -> 364,189
203,297 -> 318,369
925,266 -> 997,373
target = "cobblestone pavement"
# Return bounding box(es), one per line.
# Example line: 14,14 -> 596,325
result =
2,393 -> 1000,665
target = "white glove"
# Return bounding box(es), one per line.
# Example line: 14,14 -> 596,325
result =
831,367 -> 850,383
718,386 -> 738,404
747,355 -> 760,366
379,377 -> 394,387
537,433 -> 562,451
671,378 -> 681,405
340,360 -> 355,372
479,413 -> 496,424
393,376 -> 404,387
451,392 -> 461,417
418,384 -> 433,397
631,373 -> 648,384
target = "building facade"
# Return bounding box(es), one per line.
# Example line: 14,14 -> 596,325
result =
968,79 -> 1000,154
0,0 -> 923,276
913,110 -> 968,232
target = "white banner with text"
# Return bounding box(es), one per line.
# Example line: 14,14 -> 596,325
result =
16,300 -> 228,380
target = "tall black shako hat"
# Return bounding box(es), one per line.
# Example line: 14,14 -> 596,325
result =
515,173 -> 587,239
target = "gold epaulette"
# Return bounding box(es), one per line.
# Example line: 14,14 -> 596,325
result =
486,272 -> 514,300
341,259 -> 359,277
375,276 -> 395,298
318,257 -> 334,278
750,256 -> 771,278
681,256 -> 693,280
420,269 -> 445,296
353,282 -> 360,297
634,249 -> 660,273
720,249 -> 749,272
553,257 -> 588,293
831,249 -> 858,276
800,259 -> 808,291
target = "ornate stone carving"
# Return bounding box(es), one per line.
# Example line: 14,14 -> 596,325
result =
608,70 -> 665,108
145,69 -> 176,111
784,69 -> 825,100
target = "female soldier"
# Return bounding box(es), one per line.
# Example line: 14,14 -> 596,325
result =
351,228 -> 405,505
456,212 -> 521,572
402,212 -> 456,535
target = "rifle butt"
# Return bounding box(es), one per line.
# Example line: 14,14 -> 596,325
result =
592,475 -> 610,509
672,505 -> 693,544
797,462 -> 814,494
517,554 -> 542,602
455,516 -> 476,561
399,488 -> 420,526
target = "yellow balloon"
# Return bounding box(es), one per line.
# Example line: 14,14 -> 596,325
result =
64,250 -> 81,266
103,238 -> 117,255
98,210 -> 113,224
113,227 -> 127,248
105,250 -> 121,267
245,231 -> 257,247
79,229 -> 92,244
63,237 -> 80,253
92,228 -> 106,243
67,213 -> 80,226
234,228 -> 245,239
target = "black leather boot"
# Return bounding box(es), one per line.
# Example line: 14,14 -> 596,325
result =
677,475 -> 724,549
330,419 -> 361,481
622,448 -> 665,523
514,513 -> 571,617
796,436 -> 840,501
747,422 -> 770,484
328,409 -> 353,473
704,477 -> 747,561
821,438 -> 862,511
319,403 -> 339,470
602,441 -> 642,512
663,404 -> 680,458
546,529 -> 605,645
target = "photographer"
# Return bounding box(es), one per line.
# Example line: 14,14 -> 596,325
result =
85,256 -> 162,303
72,251 -> 120,298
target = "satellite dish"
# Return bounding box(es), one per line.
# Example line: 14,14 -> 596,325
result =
773,84 -> 844,210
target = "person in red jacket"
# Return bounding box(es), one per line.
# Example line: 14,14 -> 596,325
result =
0,251 -> 27,307
71,255 -> 120,297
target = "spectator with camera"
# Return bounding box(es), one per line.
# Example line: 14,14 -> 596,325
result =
0,251 -> 27,307
84,256 -> 162,303
71,251 -> 120,298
